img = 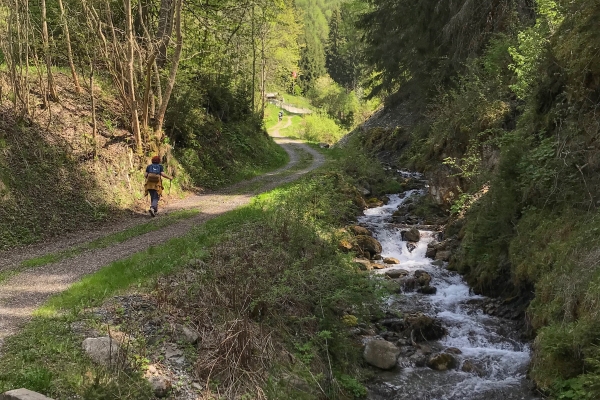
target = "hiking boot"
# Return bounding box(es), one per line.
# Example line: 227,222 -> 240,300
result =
149,208 -> 155,217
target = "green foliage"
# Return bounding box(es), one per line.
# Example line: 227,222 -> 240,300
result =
307,75 -> 378,129
336,373 -> 367,398
553,378 -> 595,400
288,113 -> 343,144
360,0 -> 522,98
508,0 -> 564,98
325,6 -> 363,91
166,74 -> 287,188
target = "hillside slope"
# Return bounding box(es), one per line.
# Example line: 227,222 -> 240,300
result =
0,73 -> 286,250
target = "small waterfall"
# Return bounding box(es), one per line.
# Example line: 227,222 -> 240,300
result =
359,185 -> 539,400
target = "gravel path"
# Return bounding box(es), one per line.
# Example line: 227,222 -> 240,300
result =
0,126 -> 324,349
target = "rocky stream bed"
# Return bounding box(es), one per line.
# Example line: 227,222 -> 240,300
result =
357,172 -> 541,400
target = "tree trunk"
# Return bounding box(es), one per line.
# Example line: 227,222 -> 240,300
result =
156,0 -> 175,68
124,0 -> 142,152
141,54 -> 156,130
251,4 -> 256,112
41,0 -> 58,101
260,9 -> 267,120
153,0 -> 183,137
58,0 -> 81,94
90,58 -> 98,158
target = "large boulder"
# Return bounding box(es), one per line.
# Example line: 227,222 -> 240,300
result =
363,339 -> 400,370
427,353 -> 457,371
82,337 -> 121,366
402,228 -> 421,243
355,235 -> 382,259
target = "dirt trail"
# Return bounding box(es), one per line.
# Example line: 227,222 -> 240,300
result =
0,124 -> 324,349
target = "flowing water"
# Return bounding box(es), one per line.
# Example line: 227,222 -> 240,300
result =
359,178 -> 540,400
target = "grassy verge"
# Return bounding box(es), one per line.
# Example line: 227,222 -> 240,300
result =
230,146 -> 315,195
0,146 -> 392,398
0,210 -> 200,284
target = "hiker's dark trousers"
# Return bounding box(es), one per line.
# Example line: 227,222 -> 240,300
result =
149,189 -> 160,212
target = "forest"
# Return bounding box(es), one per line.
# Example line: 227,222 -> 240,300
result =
1,0 -> 600,398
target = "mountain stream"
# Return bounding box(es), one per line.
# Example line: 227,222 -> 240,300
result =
360,174 -> 540,400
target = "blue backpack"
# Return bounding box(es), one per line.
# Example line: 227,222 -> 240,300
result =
147,164 -> 162,183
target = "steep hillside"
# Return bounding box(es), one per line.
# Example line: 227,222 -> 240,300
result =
0,73 -> 286,250
351,0 -> 600,397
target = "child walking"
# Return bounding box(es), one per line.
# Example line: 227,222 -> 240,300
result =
144,155 -> 173,217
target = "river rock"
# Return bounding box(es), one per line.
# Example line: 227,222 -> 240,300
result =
385,269 -> 409,279
338,239 -> 353,252
383,257 -> 400,265
367,198 -> 384,208
82,337 -> 121,366
176,324 -> 199,344
435,250 -> 451,261
355,235 -> 382,259
410,352 -> 430,368
147,376 -> 171,398
417,286 -> 437,295
404,314 -> 447,341
414,270 -> 432,286
406,242 -> 417,253
425,248 -> 437,259
379,318 -> 405,332
164,343 -> 185,365
461,360 -> 485,376
380,331 -> 399,341
363,339 -> 400,370
445,347 -> 462,355
350,225 -> 372,236
402,228 -> 421,242
1,389 -> 54,400
426,241 -> 438,259
357,184 -> 371,196
400,277 -> 419,292
354,259 -> 373,271
427,353 -> 457,371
